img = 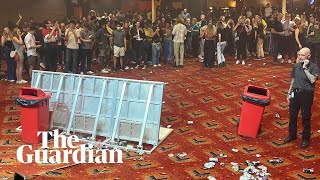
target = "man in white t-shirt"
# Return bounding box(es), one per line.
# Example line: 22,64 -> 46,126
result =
265,3 -> 273,18
65,20 -> 80,73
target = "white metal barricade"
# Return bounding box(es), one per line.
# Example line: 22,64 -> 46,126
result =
31,70 -> 166,153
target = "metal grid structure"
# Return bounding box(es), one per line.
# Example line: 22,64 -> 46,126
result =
31,70 -> 166,153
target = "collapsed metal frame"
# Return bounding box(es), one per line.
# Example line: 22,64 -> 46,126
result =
30,70 -> 166,154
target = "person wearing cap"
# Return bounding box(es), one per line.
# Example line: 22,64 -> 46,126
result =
285,47 -> 319,148
24,26 -> 42,79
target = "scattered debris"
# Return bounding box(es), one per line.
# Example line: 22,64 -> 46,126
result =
219,154 -> 228,158
231,162 -> 240,172
220,162 -> 226,167
268,158 -> 283,164
232,148 -> 239,153
138,157 -> 144,161
178,152 -> 187,158
209,158 -> 219,162
162,101 -> 165,104
263,63 -> 267,66
275,113 -> 281,119
207,176 -> 217,180
204,162 -> 216,169
187,121 -> 194,125
317,129 -> 320,133
168,153 -> 174,158
256,154 -> 261,158
167,125 -> 172,128
303,168 -> 314,174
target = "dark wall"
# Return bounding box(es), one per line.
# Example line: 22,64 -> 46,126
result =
0,0 -> 66,27
183,0 -> 207,18
88,0 -> 122,16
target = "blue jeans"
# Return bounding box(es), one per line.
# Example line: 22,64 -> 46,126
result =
152,44 -> 160,65
164,39 -> 173,63
4,47 -> 17,81
65,48 -> 79,73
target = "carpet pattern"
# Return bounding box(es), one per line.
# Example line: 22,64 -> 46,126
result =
0,56 -> 319,179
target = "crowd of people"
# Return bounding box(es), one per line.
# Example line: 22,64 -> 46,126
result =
0,3 -> 320,83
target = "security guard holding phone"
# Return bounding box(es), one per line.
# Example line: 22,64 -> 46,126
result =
284,47 -> 319,148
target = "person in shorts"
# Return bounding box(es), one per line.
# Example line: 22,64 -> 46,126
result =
24,26 -> 41,79
111,22 -> 126,71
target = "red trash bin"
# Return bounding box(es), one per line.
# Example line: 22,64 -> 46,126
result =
16,87 -> 51,144
238,85 -> 271,138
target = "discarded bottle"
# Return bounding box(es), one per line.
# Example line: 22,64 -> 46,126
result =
303,168 -> 314,174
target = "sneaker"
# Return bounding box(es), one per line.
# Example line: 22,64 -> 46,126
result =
158,64 -> 161,67
101,69 -> 109,73
254,57 -> 261,60
142,65 -> 147,69
8,80 -> 15,82
153,64 -> 158,67
39,62 -> 46,69
87,71 -> 94,75
130,67 -> 134,70
261,57 -> 266,60
280,59 -> 285,64
135,65 -> 139,69
288,59 -> 292,64
125,66 -> 129,70
242,61 -> 245,65
236,60 -> 240,65
277,54 -> 283,60
21,80 -> 28,83
80,72 -> 84,75
120,69 -> 124,71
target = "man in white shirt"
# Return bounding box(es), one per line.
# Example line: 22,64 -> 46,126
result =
24,26 -> 41,78
265,3 -> 273,18
65,20 -> 80,73
172,18 -> 187,67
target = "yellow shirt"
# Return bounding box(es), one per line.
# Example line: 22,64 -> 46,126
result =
144,28 -> 154,41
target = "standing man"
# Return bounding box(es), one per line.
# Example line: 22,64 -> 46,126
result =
271,13 -> 284,64
65,20 -> 80,74
24,26 -> 42,79
284,47 -> 319,148
172,18 -> 187,67
111,22 -> 126,71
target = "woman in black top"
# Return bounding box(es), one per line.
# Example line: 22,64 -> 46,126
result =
1,27 -> 17,82
255,18 -> 265,60
294,17 -> 307,60
225,19 -> 235,56
233,17 -> 250,65
216,21 -> 227,67
152,25 -> 163,66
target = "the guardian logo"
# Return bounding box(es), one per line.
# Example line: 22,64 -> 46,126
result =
16,130 -> 123,164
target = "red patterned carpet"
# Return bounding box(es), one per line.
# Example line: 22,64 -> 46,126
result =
0,56 -> 319,180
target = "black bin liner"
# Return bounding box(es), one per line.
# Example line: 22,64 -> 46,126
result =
16,97 -> 49,107
242,93 -> 270,106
